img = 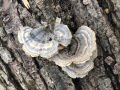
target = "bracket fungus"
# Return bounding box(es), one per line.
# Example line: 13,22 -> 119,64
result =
62,60 -> 94,78
50,25 -> 97,67
18,22 -> 97,78
62,49 -> 97,78
54,17 -> 72,47
54,24 -> 72,47
49,25 -> 97,78
17,17 -> 72,58
18,26 -> 59,58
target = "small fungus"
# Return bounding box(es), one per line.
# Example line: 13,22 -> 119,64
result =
54,24 -> 72,47
18,26 -> 59,58
62,60 -> 94,78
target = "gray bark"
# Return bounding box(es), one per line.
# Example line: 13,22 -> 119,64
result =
0,0 -> 120,90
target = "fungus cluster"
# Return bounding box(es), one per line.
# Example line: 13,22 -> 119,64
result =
18,18 -> 97,78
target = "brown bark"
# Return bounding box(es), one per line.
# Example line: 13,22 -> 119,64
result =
0,0 -> 120,90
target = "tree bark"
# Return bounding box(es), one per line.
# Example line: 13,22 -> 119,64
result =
0,0 -> 120,90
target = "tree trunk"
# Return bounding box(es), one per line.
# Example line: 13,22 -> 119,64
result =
0,0 -> 120,90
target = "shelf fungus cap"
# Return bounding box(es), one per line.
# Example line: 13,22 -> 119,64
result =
62,49 -> 97,78
18,26 -> 59,58
49,25 -> 97,67
54,24 -> 72,47
73,25 -> 97,64
62,60 -> 94,78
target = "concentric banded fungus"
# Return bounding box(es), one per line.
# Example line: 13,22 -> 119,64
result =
49,25 -> 97,67
62,49 -> 97,78
62,60 -> 94,78
54,24 -> 72,47
18,24 -> 97,78
18,26 -> 59,58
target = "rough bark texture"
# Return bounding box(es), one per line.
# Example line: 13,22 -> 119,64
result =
0,0 -> 120,90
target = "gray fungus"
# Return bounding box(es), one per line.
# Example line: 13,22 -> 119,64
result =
18,24 -> 97,78
54,24 -> 72,47
50,26 -> 97,67
18,26 -> 59,58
